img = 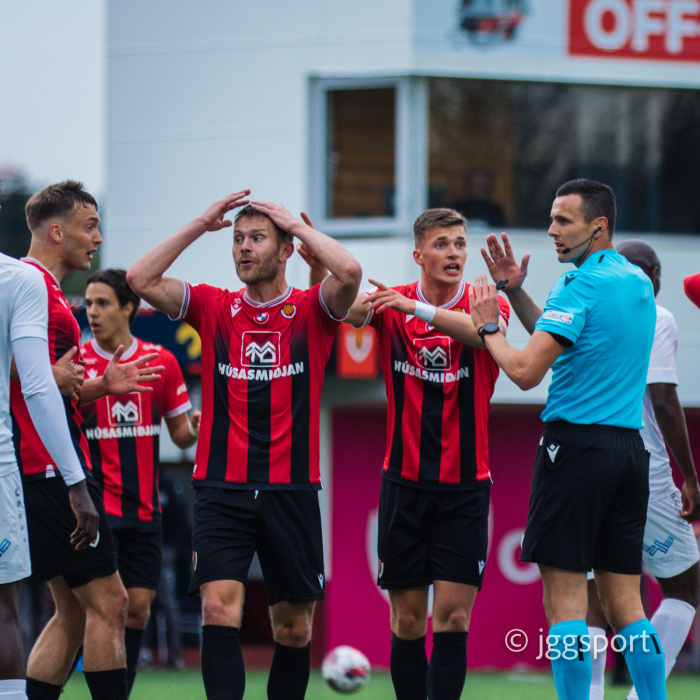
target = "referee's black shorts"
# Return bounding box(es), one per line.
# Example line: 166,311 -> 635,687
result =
520,421 -> 650,574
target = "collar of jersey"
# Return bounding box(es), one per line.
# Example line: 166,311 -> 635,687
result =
243,286 -> 292,308
91,336 -> 138,361
416,280 -> 465,309
21,257 -> 61,288
578,248 -> 616,270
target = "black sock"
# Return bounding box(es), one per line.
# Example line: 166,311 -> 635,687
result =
267,641 -> 310,700
390,634 -> 428,700
83,668 -> 128,700
426,631 -> 468,700
124,627 -> 144,697
26,678 -> 62,700
201,625 -> 245,700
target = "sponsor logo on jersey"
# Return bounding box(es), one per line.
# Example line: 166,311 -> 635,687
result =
0,539 -> 11,558
87,368 -> 98,379
413,336 -> 452,370
143,343 -> 162,352
176,383 -> 187,395
281,303 -> 296,319
254,312 -> 269,324
231,303 -> 241,318
84,357 -> 97,365
218,362 -> 305,381
241,331 -> 280,367
643,536 -> 674,557
393,360 -> 469,384
478,559 -> 485,574
85,424 -> 162,440
542,309 -> 574,325
89,532 -> 100,548
108,395 -> 143,426
318,573 -> 324,589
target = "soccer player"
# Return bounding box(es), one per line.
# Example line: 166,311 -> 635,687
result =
683,273 -> 700,309
126,191 -> 362,700
465,179 -> 665,699
80,268 -> 201,695
0,250 -> 98,700
11,181 -> 162,700
586,240 -> 699,700
306,208 -> 510,700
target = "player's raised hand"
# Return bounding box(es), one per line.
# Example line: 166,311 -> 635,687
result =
680,477 -> 700,522
52,346 -> 84,402
103,347 -> 164,395
364,279 -> 414,316
250,200 -> 299,234
198,190 -> 251,231
481,233 -> 530,292
469,274 -> 500,332
67,480 -> 99,550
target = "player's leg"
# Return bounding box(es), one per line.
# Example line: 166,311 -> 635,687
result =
0,581 -> 27,700
26,576 -> 86,698
377,480 -> 432,700
124,587 -> 156,695
191,487 -> 258,700
586,576 -> 609,700
257,491 -> 325,700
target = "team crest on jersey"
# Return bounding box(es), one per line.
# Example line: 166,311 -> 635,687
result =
281,303 -> 296,319
413,336 -> 452,371
254,312 -> 269,324
241,331 -> 281,367
452,307 -> 466,313
107,395 -> 143,426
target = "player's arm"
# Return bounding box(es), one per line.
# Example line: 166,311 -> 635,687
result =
481,232 -> 542,334
165,409 -> 200,450
10,346 -> 84,402
648,382 -> 700,522
81,345 -> 164,404
251,201 -> 362,318
684,273 -> 700,310
469,275 -> 564,388
127,190 -> 251,317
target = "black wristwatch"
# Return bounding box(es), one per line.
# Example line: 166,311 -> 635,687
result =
478,322 -> 500,343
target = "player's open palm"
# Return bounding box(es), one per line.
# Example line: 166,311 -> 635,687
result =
103,346 -> 164,395
199,190 -> 251,231
481,232 -> 530,291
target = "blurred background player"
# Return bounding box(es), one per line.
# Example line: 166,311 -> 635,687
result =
0,250 -> 98,700
127,192 -> 361,700
79,268 -> 200,696
306,207 -> 509,700
468,179 -> 664,700
587,240 -> 700,700
11,181 -> 162,700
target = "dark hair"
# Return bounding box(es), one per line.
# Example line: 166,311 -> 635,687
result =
555,179 -> 616,236
413,208 -> 467,247
25,180 -> 98,232
86,268 -> 141,325
234,205 -> 293,245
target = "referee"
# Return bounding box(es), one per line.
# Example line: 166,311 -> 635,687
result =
468,179 -> 666,700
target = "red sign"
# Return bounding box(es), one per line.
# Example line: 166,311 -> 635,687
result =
569,0 -> 700,62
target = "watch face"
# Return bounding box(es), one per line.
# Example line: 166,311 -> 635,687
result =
484,322 -> 499,333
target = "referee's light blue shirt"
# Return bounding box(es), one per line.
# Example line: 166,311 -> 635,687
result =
535,249 -> 655,429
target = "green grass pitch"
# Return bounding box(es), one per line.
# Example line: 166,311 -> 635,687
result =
63,669 -> 699,698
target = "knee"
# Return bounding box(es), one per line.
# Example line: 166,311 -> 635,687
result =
434,607 -> 470,633
126,605 -> 151,631
272,618 -> 312,648
392,609 -> 427,640
201,598 -> 241,627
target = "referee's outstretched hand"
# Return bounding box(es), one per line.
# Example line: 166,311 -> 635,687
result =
481,232 -> 529,292
68,480 -> 99,550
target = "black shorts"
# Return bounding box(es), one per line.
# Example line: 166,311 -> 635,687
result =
24,475 -> 117,588
520,422 -> 650,574
189,487 -> 325,606
377,477 -> 490,591
110,518 -> 162,590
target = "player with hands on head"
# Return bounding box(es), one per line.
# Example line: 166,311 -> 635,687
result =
80,268 -> 200,696
307,207 -> 510,700
10,181 -> 161,700
128,192 -> 361,700
469,179 -> 665,700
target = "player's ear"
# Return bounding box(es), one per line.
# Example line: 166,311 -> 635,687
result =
279,239 -> 295,262
413,248 -> 424,268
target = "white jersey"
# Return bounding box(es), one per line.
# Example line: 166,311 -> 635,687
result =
641,305 -> 679,498
0,253 -> 48,476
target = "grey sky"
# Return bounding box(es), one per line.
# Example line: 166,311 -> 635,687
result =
0,0 -> 105,196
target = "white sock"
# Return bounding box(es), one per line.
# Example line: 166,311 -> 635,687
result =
627,598 -> 697,700
0,678 -> 27,699
588,625 -> 607,700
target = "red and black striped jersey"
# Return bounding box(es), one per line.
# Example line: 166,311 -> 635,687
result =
367,280 -> 510,489
177,282 -> 341,490
10,258 -> 91,482
79,338 -> 192,523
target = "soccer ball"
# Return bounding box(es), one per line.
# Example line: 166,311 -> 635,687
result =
321,645 -> 371,693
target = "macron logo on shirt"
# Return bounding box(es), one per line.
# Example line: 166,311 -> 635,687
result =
542,310 -> 574,325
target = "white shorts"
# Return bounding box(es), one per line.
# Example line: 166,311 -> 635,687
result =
642,489 -> 700,579
0,470 -> 31,584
